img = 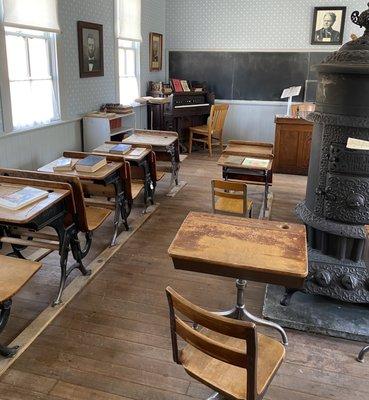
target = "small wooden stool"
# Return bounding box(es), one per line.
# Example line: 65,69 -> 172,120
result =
0,255 -> 42,357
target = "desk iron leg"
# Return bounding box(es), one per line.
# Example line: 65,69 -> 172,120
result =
0,300 -> 19,358
168,144 -> 179,186
206,392 -> 226,400
357,345 -> 369,362
215,279 -> 288,345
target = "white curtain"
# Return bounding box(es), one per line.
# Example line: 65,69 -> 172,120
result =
117,0 -> 142,42
1,0 -> 60,33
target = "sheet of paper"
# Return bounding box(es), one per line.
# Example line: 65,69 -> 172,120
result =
347,137 -> 369,151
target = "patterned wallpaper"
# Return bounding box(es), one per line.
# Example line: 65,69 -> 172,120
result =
58,0 -> 116,119
166,0 -> 363,50
141,0 -> 166,94
57,0 -> 166,119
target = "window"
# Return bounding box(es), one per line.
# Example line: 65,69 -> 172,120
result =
4,27 -> 60,130
118,39 -> 140,105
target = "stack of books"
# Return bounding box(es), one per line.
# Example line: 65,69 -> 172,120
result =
53,157 -> 77,172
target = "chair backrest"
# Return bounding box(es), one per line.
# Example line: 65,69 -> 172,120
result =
166,286 -> 258,400
209,104 -> 229,136
0,168 -> 90,232
211,179 -> 249,217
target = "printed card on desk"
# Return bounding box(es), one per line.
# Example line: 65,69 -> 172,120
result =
225,155 -> 245,165
0,186 -> 48,210
242,158 -> 270,169
129,148 -> 146,157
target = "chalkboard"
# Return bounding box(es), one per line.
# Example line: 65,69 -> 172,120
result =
169,51 -> 331,102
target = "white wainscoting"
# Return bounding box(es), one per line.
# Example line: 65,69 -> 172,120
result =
216,100 -> 288,144
0,119 -> 81,170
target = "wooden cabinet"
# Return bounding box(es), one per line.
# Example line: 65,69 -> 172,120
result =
83,112 -> 136,151
274,116 -> 313,175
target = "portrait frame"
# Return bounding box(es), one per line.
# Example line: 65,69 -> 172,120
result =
311,7 -> 346,45
149,32 -> 163,71
77,21 -> 104,78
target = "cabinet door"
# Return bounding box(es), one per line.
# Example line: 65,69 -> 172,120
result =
297,130 -> 312,173
276,127 -> 300,173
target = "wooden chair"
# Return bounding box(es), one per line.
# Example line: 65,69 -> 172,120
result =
166,287 -> 285,400
0,169 -> 111,257
189,104 -> 229,157
0,255 -> 43,357
211,179 -> 253,218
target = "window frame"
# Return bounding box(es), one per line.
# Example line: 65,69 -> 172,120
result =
117,39 -> 141,106
0,26 -> 60,134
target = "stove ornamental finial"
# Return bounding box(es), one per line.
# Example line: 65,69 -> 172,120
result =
351,2 -> 369,33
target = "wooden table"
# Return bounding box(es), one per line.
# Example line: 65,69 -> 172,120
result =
123,130 -> 180,186
0,182 -> 77,305
93,143 -> 156,207
168,212 -> 308,344
218,141 -> 274,217
38,158 -> 124,246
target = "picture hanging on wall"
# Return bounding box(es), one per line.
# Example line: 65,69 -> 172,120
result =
77,21 -> 104,78
149,32 -> 163,71
311,7 -> 346,45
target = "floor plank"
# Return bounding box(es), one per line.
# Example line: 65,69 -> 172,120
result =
1,150 -> 367,400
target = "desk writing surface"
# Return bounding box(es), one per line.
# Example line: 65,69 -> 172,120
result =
123,130 -> 177,148
38,158 -> 122,180
0,183 -> 69,224
224,142 -> 274,158
168,212 -> 307,287
218,154 -> 273,171
93,143 -> 151,162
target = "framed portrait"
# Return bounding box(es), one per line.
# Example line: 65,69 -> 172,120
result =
311,7 -> 346,45
77,21 -> 104,78
149,32 -> 163,71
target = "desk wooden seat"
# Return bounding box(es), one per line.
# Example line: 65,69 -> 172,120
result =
85,206 -> 111,231
131,181 -> 145,199
181,329 -> 285,399
0,255 -> 42,302
0,255 -> 43,357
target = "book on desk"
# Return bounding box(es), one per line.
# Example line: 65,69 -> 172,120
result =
75,155 -> 107,173
0,186 -> 49,210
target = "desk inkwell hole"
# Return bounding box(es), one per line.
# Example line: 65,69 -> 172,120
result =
280,224 -> 290,230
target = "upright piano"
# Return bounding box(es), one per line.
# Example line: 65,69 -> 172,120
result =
147,91 -> 215,147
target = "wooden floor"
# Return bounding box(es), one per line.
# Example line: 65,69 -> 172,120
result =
1,151 -> 368,400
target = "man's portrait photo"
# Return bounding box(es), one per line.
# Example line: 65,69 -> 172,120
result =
77,21 -> 104,78
311,7 -> 346,45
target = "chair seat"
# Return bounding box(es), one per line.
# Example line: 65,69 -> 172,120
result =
85,206 -> 112,231
0,255 -> 42,302
180,329 -> 285,400
215,197 -> 253,215
131,181 -> 145,199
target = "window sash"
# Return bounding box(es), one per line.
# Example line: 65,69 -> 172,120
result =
3,27 -> 60,131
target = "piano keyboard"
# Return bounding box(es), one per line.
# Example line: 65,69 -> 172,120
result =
174,103 -> 210,109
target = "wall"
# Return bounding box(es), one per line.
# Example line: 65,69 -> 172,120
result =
166,0 -> 364,143
0,0 -> 167,169
166,0 -> 362,51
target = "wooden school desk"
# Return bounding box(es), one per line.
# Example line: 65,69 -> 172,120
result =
0,179 -> 87,306
168,212 -> 308,345
38,158 -> 124,246
93,143 -> 156,207
218,141 -> 274,217
122,130 -> 180,186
